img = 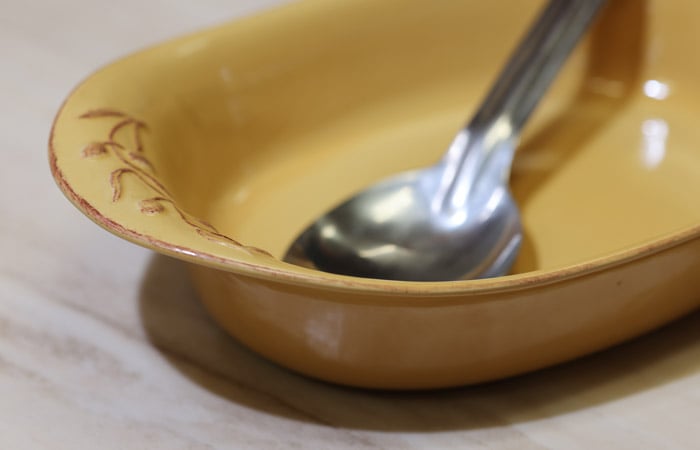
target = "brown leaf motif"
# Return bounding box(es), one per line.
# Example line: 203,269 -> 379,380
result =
79,109 -> 271,258
139,198 -> 166,215
82,142 -> 108,157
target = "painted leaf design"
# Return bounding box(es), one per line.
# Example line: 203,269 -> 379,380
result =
139,198 -> 165,214
79,109 -> 126,119
82,142 -> 108,157
109,168 -> 129,201
80,109 -> 272,258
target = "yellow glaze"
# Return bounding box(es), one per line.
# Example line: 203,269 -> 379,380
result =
51,0 -> 700,389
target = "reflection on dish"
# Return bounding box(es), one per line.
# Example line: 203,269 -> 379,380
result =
643,79 -> 670,100
641,118 -> 668,169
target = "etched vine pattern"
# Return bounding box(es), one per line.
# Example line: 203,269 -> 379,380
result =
79,109 -> 271,257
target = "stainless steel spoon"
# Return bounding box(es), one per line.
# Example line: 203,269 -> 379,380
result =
284,0 -> 606,281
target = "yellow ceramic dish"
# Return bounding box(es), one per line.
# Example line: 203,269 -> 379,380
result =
50,0 -> 700,389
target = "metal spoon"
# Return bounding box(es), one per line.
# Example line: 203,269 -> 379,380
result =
284,0 -> 606,281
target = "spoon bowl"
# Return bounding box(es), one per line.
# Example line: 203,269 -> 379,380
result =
285,146 -> 523,281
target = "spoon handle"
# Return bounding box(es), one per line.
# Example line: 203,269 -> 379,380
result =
471,0 -> 606,132
439,0 -> 606,210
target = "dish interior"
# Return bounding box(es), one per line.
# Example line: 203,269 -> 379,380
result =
58,0 -> 700,277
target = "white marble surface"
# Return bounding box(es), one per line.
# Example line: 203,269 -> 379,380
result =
3,1 -> 700,448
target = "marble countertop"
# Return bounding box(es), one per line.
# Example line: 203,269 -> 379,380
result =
3,1 -> 700,448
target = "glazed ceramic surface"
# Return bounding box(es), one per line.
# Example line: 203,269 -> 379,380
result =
51,0 -> 700,388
